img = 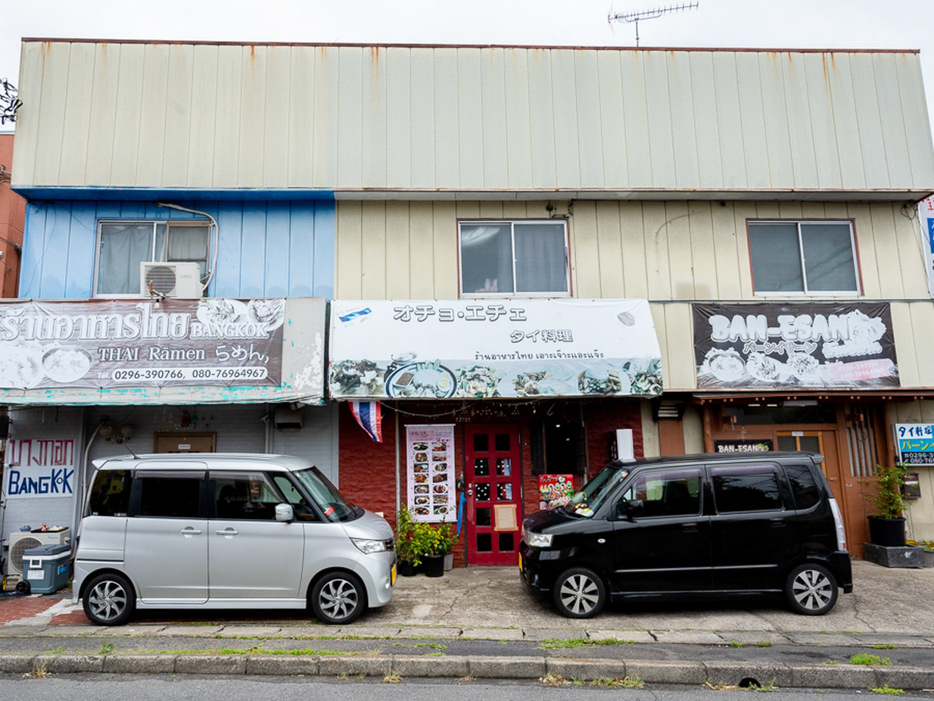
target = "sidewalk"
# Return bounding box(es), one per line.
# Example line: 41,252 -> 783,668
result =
0,559 -> 932,689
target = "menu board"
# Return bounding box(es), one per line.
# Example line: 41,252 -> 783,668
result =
539,475 -> 575,510
406,424 -> 456,523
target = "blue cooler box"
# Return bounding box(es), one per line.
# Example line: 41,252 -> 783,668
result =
24,543 -> 71,594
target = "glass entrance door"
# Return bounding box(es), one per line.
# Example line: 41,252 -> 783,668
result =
464,424 -> 522,566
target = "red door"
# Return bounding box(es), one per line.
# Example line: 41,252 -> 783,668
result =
464,424 -> 522,565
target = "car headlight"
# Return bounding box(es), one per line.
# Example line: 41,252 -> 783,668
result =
525,531 -> 554,548
351,537 -> 390,554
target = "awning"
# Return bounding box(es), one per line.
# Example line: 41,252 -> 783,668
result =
328,299 -> 662,400
0,297 -> 326,406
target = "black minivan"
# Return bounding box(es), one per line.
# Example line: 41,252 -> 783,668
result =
520,451 -> 852,617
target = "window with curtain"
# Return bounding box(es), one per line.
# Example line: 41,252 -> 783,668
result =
95,221 -> 210,296
748,220 -> 859,295
458,220 -> 569,296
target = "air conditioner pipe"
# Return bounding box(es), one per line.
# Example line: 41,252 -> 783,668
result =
156,202 -> 219,292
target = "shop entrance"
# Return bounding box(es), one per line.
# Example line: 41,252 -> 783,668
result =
464,424 -> 522,565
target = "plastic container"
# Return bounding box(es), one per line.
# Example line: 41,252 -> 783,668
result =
23,544 -> 71,594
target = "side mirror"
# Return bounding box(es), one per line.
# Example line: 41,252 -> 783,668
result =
275,503 -> 294,522
621,499 -> 644,521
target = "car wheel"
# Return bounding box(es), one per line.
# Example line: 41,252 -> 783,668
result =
553,567 -> 606,618
83,572 -> 136,626
311,572 -> 367,624
785,563 -> 838,615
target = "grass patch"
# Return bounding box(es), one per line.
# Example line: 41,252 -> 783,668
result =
382,672 -> 402,684
729,640 -> 745,648
870,686 -> 905,695
413,642 -> 447,650
871,644 -> 897,650
23,660 -> 51,679
540,673 -> 569,686
756,641 -> 773,648
539,637 -> 635,649
99,642 -> 115,655
850,654 -> 891,666
591,676 -> 644,689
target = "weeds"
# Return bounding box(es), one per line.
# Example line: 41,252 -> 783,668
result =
869,686 -> 905,695
871,644 -> 897,650
729,640 -> 745,648
541,673 -> 569,686
382,672 -> 402,684
591,676 -> 644,689
850,653 -> 891,666
23,660 -> 51,679
539,637 -> 635,649
99,642 -> 115,655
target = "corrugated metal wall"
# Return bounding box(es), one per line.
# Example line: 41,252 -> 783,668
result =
14,42 -> 934,196
19,200 -> 335,299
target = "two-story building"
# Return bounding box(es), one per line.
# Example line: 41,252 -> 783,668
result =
4,40 -> 934,575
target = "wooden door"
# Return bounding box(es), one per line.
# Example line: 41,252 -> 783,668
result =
153,432 -> 216,453
464,424 -> 522,566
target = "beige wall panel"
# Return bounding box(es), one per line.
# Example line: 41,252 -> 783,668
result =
830,54 -> 868,190
643,52 -> 676,187
384,48 -> 412,189
594,203 -> 625,298
317,47 -> 340,188
851,56 -> 890,188
288,47 -> 316,186
456,50 -> 485,188
433,203 -> 459,297
136,44 -> 170,187
690,52 -> 724,190
620,202 -> 649,298
384,202 -> 413,297
781,55 -> 819,188
262,47 -> 291,187
682,405 -> 705,454
58,43 -> 96,184
551,50 -> 582,189
688,205 -> 716,300
711,54 -> 746,190
907,302 -> 934,386
709,203 -> 743,299
212,45 -> 243,188
642,202 -> 673,300
187,45 -> 219,187
668,52 -> 700,189
336,200 -> 363,299
85,44 -> 121,185
575,51 -> 605,189
406,203 -> 438,297
735,53 -> 770,190
433,48 -> 460,190
758,54 -> 795,187
893,209 -> 930,299
661,302 -> 696,389
803,54 -> 843,189
596,51 -> 627,187
479,50 -> 508,190
110,47 -> 146,186
620,52 -> 652,186
893,55 -> 934,185
360,202 -> 387,297
361,47 -> 388,189
336,47 -> 364,189
32,43 -> 71,185
161,44 -> 194,187
459,201 -> 484,219
237,46 -> 267,189
890,302 -> 920,386
527,50 -> 558,189
12,43 -> 42,183
641,402 -> 660,458
776,201 -> 805,219
868,204 -> 907,299
665,201 -> 694,299
570,202 -> 600,298
873,54 -> 913,189
503,50 -> 533,188
798,202 -> 828,219
409,49 -> 436,190
649,304 -> 669,390
849,203 -> 882,298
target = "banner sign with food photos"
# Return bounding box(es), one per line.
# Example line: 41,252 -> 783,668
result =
329,299 -> 663,399
406,424 -> 456,523
0,298 -> 285,390
693,303 -> 898,389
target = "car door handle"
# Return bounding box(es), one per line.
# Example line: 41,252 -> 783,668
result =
769,519 -> 786,528
180,527 -> 202,536
215,528 -> 239,536
681,522 -> 699,533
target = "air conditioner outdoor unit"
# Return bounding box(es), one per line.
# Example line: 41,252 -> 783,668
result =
140,261 -> 204,299
7,529 -> 71,576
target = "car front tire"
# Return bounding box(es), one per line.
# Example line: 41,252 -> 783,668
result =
311,571 -> 367,624
83,572 -> 136,626
552,567 -> 606,618
785,563 -> 838,615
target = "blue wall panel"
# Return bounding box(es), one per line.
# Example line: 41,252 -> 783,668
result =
19,199 -> 336,300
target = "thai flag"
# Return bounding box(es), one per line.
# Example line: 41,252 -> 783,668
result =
350,401 -> 383,442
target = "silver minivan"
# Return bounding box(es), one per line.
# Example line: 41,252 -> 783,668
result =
73,453 -> 396,626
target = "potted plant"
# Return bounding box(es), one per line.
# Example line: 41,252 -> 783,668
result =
394,506 -> 419,576
413,520 -> 456,578
868,463 -> 908,547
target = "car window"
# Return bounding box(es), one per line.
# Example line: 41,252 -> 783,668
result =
134,471 -> 203,518
87,469 -> 132,516
212,471 -> 284,520
784,463 -> 821,510
711,463 -> 784,513
621,468 -> 702,518
272,474 -> 319,521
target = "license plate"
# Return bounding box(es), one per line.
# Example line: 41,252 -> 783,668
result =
391,563 -> 397,586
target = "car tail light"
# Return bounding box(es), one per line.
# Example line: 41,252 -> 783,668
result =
829,498 -> 847,551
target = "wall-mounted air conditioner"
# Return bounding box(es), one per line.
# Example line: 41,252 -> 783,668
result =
140,262 -> 204,299
6,529 -> 71,576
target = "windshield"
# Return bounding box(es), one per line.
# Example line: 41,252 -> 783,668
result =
293,467 -> 358,523
564,464 -> 630,518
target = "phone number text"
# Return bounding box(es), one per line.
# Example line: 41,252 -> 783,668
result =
111,367 -> 269,382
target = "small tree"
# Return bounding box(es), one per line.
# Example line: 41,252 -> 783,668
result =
873,464 -> 908,519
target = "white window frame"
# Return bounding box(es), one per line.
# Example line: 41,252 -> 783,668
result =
458,219 -> 571,298
748,219 -> 861,297
93,220 -> 210,298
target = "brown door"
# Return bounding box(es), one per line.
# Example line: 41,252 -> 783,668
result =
464,424 -> 522,566
153,432 -> 216,453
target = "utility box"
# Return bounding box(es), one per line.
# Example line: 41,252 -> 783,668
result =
23,544 -> 71,594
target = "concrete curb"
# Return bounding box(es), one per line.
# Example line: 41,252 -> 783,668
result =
0,652 -> 929,689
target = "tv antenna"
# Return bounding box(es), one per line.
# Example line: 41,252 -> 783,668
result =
608,2 -> 699,47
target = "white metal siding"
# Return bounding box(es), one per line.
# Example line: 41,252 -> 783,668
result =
14,42 -> 934,196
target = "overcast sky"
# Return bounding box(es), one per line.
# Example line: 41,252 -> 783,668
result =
3,0 -> 934,133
